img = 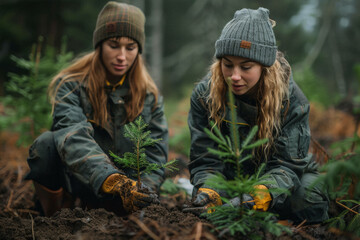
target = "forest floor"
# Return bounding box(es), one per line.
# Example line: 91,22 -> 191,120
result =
0,102 -> 359,240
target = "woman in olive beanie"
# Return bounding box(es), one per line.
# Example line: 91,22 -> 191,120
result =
25,1 -> 168,216
186,7 -> 329,224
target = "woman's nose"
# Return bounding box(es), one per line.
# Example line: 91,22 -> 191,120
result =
116,49 -> 126,60
231,67 -> 242,81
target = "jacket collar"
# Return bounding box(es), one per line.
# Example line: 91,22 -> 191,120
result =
223,92 -> 258,127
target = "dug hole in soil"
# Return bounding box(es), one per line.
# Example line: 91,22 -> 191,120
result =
0,130 -> 356,240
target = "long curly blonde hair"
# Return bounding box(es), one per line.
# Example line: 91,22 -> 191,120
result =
207,52 -> 290,158
48,45 -> 158,128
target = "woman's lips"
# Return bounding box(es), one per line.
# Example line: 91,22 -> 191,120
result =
113,64 -> 126,70
232,84 -> 245,90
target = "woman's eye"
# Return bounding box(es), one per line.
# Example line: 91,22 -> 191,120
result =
241,65 -> 251,70
224,63 -> 233,68
109,43 -> 118,49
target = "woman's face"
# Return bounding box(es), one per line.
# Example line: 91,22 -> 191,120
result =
221,55 -> 262,95
101,37 -> 139,82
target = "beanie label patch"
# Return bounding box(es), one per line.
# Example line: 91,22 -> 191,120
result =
240,40 -> 252,49
106,22 -> 117,33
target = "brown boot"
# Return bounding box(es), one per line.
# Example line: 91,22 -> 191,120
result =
33,181 -> 73,217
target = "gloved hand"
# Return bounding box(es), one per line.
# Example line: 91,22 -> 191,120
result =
222,185 -> 272,211
183,188 -> 222,215
101,173 -> 159,213
251,185 -> 272,211
222,194 -> 255,209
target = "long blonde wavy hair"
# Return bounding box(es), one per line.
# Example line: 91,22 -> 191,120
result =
207,52 -> 290,158
48,44 -> 158,128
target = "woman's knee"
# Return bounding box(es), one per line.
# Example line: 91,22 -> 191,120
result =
289,173 -> 329,223
25,131 -> 63,189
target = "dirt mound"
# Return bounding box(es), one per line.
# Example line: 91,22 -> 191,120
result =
0,203 -> 351,240
309,102 -> 359,148
0,205 -> 212,240
0,114 -> 358,240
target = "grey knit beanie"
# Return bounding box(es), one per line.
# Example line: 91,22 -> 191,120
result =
215,7 -> 277,67
93,1 -> 145,52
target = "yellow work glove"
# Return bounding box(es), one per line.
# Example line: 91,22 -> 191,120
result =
184,188 -> 222,215
101,173 -> 159,213
250,185 -> 272,211
222,185 -> 272,211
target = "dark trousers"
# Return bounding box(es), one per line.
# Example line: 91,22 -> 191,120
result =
274,171 -> 329,224
25,131 -> 126,215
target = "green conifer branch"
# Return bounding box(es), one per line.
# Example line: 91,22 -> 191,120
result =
202,79 -> 291,238
112,116 -> 177,188
0,37 -> 73,145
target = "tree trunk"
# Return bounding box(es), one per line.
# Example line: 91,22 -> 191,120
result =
301,0 -> 335,69
330,31 -> 346,97
149,0 -> 163,90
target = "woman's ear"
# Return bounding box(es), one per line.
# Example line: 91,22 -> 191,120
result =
269,19 -> 276,28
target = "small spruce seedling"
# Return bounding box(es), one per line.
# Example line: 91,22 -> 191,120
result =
203,78 -> 291,238
311,80 -> 360,236
110,116 -> 177,189
314,135 -> 360,237
0,36 -> 73,145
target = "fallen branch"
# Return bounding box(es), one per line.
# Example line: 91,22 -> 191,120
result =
30,213 -> 35,240
4,206 -> 19,217
12,181 -> 34,207
295,219 -> 307,229
129,215 -> 161,240
336,200 -> 359,215
194,222 -> 202,240
17,209 -> 39,215
310,137 -> 330,165
16,163 -> 23,186
191,222 -> 217,240
6,190 -> 14,209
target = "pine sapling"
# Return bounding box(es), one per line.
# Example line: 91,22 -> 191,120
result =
314,135 -> 360,236
203,78 -> 291,238
110,116 -> 177,189
1,36 -> 73,145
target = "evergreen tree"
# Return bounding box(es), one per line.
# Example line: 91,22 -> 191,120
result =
111,116 -> 177,188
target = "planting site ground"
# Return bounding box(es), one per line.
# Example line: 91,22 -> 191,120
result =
0,103 -> 358,240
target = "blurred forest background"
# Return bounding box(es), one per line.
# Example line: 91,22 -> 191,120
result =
1,2 -> 360,237
1,0 -> 360,149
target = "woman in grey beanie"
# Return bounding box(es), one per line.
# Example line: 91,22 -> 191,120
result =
25,1 -> 168,216
186,7 -> 329,224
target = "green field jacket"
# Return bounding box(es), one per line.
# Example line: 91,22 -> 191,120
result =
51,77 -> 168,197
188,73 -> 318,210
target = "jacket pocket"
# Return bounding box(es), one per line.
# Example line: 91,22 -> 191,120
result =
286,123 -> 310,159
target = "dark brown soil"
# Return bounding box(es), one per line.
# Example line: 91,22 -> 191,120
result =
0,128 -> 358,240
0,200 -> 355,240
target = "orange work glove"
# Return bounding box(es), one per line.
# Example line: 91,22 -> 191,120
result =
192,188 -> 222,214
222,185 -> 272,211
250,185 -> 272,211
101,173 -> 158,213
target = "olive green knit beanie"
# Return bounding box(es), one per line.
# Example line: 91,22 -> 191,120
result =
215,7 -> 277,67
93,1 -> 145,52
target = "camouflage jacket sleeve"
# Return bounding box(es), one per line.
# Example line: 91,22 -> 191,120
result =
263,78 -> 315,210
140,93 -> 169,192
52,80 -> 121,197
188,79 -> 226,194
